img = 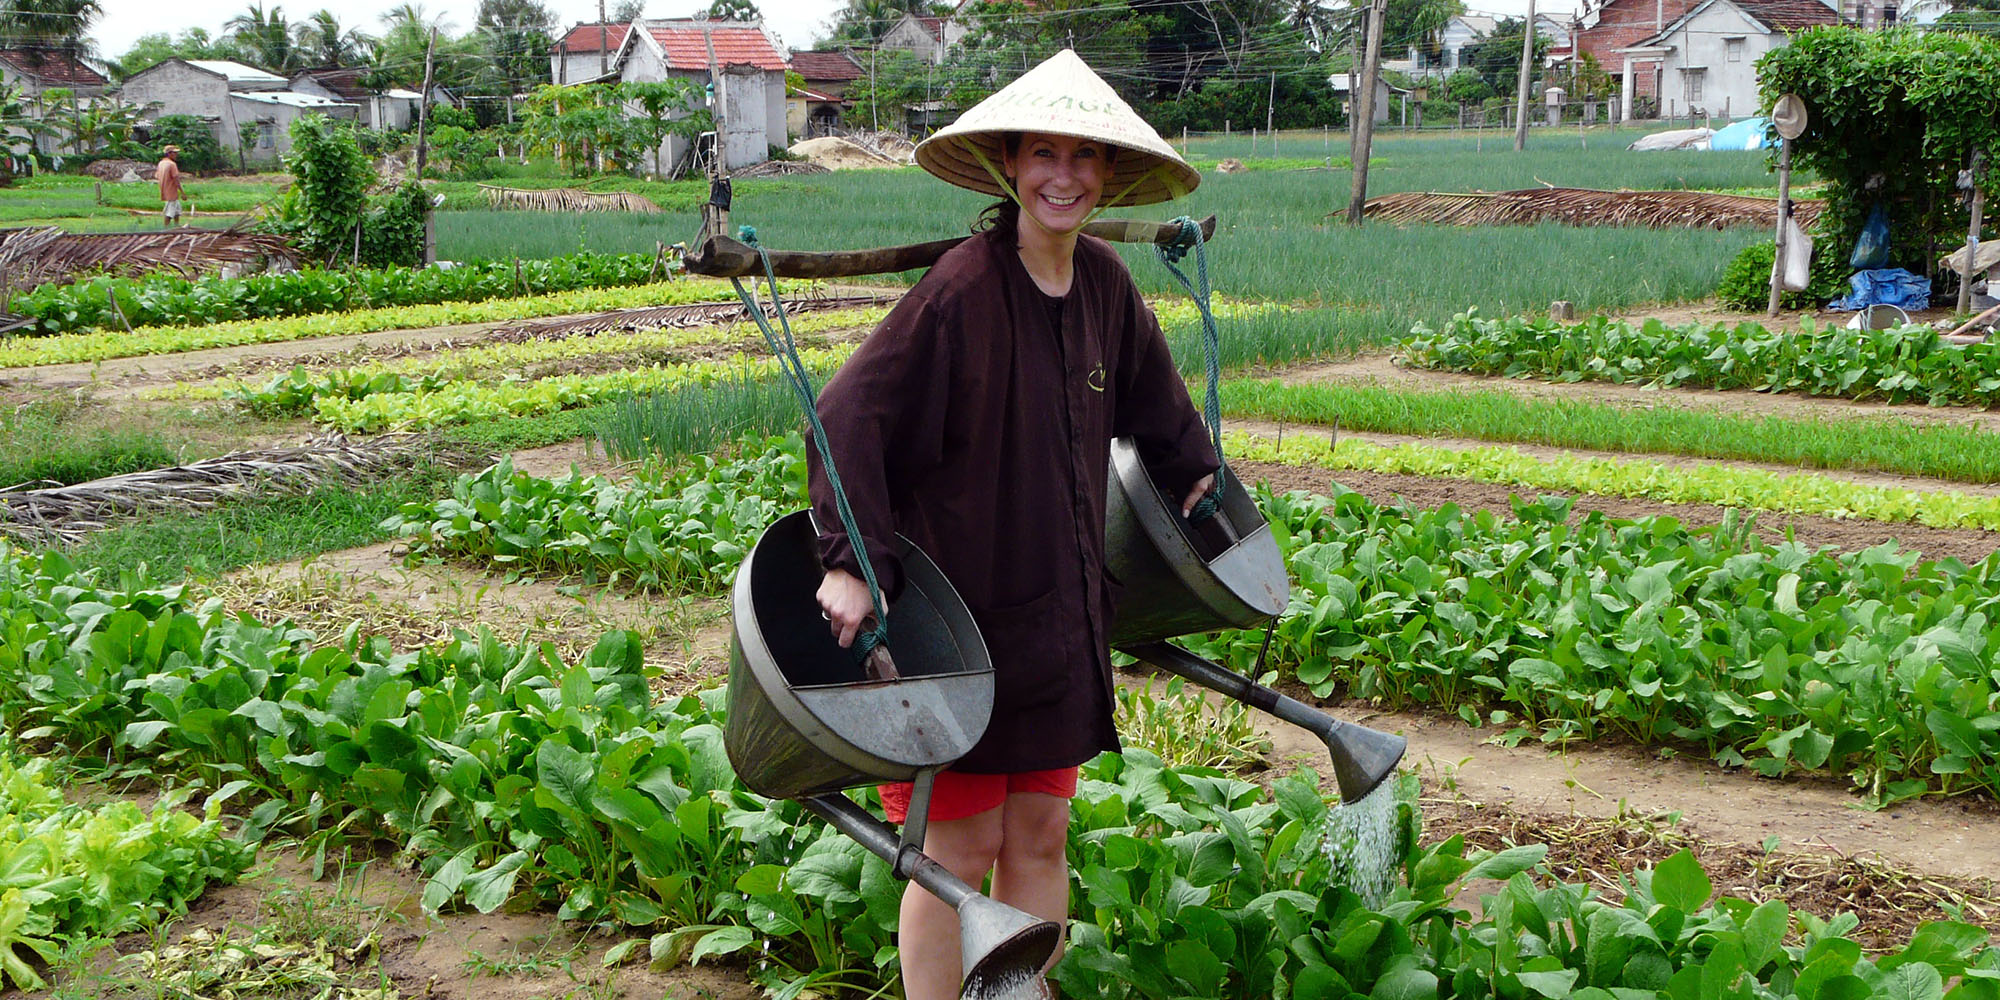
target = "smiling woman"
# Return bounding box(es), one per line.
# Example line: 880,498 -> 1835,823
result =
804,48 -> 1218,1000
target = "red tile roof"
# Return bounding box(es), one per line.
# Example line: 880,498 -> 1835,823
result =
648,22 -> 787,72
556,22 -> 630,53
789,49 -> 862,82
0,48 -> 106,87
917,15 -> 947,40
1738,0 -> 1841,30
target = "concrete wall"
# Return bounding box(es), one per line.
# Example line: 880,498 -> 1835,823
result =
618,38 -> 696,176
228,96 -> 360,163
121,61 -> 230,121
1658,3 -> 1772,118
764,69 -> 786,146
552,49 -> 617,85
1575,0 -> 1704,105
0,65 -> 105,98
880,16 -> 941,63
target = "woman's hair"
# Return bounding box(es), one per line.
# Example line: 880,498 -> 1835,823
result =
971,132 -> 1117,236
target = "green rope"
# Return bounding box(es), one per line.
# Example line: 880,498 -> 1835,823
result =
1155,216 -> 1227,522
732,225 -> 890,661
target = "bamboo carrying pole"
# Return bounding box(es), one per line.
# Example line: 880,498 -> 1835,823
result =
1767,134 -> 1794,316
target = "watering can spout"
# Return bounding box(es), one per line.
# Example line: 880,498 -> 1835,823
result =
956,895 -> 1063,1000
1119,641 -> 1407,803
1319,715 -> 1409,804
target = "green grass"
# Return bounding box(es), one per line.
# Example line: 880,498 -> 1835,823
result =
1178,126 -> 1790,194
436,401 -> 621,454
0,394 -> 186,488
0,173 -> 286,228
1222,379 -> 2000,485
592,376 -> 807,461
421,133 -> 1775,354
63,465 -> 458,582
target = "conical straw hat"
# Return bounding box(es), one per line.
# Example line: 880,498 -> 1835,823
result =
916,49 -> 1198,208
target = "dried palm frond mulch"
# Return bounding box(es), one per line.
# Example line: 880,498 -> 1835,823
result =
732,160 -> 831,179
0,434 -> 461,544
1422,795 -> 1997,950
485,290 -> 898,341
0,225 -> 299,306
1360,188 -> 1826,231
478,184 -> 664,213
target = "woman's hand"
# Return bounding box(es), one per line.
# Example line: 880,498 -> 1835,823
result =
1181,473 -> 1216,517
817,568 -> 874,648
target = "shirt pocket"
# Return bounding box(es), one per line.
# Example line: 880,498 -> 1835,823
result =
971,587 -> 1068,716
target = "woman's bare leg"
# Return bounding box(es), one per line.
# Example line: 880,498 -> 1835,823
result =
990,792 -> 1073,973
898,807 -> 1004,1000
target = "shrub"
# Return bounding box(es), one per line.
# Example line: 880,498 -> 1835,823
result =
1715,237 -> 1847,310
148,114 -> 226,172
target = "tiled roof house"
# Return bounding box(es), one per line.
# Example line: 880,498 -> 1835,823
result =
0,48 -> 107,96
601,18 -> 790,172
1603,0 -> 1841,119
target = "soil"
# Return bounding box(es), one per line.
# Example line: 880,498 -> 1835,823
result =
1231,459 -> 2000,565
18,302 -> 2000,998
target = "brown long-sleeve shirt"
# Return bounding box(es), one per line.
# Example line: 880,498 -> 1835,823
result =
809,226 -> 1216,773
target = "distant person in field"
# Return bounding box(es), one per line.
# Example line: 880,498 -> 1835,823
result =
155,145 -> 182,227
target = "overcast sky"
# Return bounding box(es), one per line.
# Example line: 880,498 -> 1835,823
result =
94,0 -> 1581,66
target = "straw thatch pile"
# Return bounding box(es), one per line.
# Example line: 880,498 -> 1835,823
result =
1360,188 -> 1825,230
0,435 -> 442,543
0,225 -> 298,290
488,291 -> 898,341
479,185 -> 664,213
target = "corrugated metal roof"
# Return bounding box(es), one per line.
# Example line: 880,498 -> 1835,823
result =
188,59 -> 287,84
234,90 -> 356,108
647,21 -> 787,71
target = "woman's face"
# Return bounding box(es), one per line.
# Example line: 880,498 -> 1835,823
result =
1003,132 -> 1111,236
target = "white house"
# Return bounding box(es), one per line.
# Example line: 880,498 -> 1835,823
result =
118,58 -> 358,161
1617,0 -> 1839,121
1407,14 -> 1497,74
615,19 -> 789,173
290,67 -> 423,130
1328,72 -> 1413,124
878,13 -> 954,64
0,49 -> 107,98
549,21 -> 632,85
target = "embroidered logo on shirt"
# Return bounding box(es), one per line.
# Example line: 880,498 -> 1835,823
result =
1086,364 -> 1107,392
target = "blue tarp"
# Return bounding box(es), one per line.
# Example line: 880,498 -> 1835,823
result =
1708,117 -> 1775,150
1829,268 -> 1932,312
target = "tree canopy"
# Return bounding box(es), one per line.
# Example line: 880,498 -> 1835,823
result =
1758,26 -> 2000,289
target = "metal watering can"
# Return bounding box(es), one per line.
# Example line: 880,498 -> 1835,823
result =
723,449 -> 1409,999
725,510 -> 1060,998
1104,438 -> 1408,805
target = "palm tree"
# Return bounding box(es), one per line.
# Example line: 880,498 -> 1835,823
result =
224,2 -> 302,72
298,9 -> 373,67
0,0 -> 105,59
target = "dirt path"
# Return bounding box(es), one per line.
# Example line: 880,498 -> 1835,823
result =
0,320 -> 519,397
1277,353 -> 2000,434
1232,417 -> 2000,501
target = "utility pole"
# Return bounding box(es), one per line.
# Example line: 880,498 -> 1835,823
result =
1514,0 -> 1536,151
1347,0 -> 1387,225
1960,151 -> 1986,315
599,0 -> 609,77
417,27 -> 437,265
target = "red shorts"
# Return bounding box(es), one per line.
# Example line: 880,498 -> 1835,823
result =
879,767 -> 1081,823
